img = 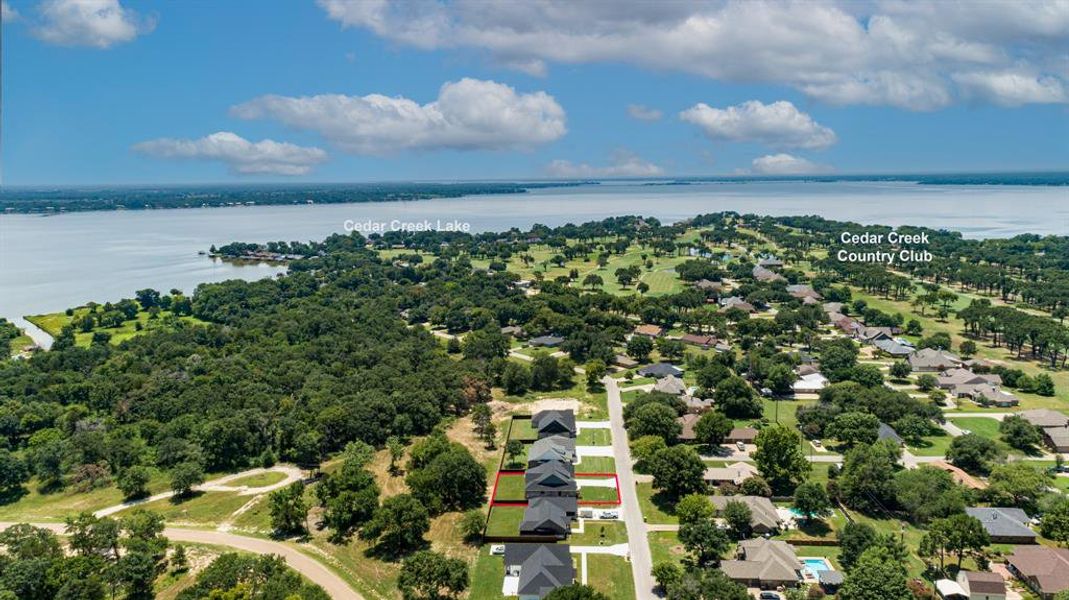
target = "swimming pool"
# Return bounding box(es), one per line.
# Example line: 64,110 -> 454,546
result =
801,558 -> 832,578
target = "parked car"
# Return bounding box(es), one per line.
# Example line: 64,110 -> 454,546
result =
813,439 -> 822,447
736,441 -> 746,451
601,511 -> 619,520
759,592 -> 782,600
490,545 -> 505,556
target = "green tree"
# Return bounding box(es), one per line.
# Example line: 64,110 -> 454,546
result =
501,361 -> 532,395
361,494 -> 430,558
269,481 -> 308,535
170,544 -> 189,573
678,518 -> 730,566
947,433 -> 1003,474
505,439 -> 525,467
628,403 -> 682,441
647,445 -> 706,498
792,481 -> 832,522
838,546 -> 911,600
839,440 -> 900,512
459,510 -> 484,543
169,461 -> 204,497
722,500 -> 752,539
117,465 -> 151,500
714,376 -> 762,418
892,466 -> 965,524
999,415 -> 1043,452
675,494 -> 714,525
0,449 -> 29,498
838,521 -> 877,571
544,584 -> 611,600
397,550 -> 469,600
1041,497 -> 1069,545
693,411 -> 732,447
829,412 -> 880,447
889,361 -> 911,379
986,463 -> 1049,512
752,424 -> 810,494
626,336 -> 654,362
406,446 -> 487,514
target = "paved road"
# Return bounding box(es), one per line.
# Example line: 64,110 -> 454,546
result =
603,376 -> 656,600
0,522 -> 359,599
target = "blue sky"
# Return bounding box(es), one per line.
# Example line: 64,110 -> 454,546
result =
3,0 -> 1068,185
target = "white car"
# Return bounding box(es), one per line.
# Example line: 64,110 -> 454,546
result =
601,511 -> 619,520
736,441 -> 746,451
813,439 -> 823,447
490,545 -> 505,556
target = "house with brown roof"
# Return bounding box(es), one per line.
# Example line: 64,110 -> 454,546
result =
719,296 -> 756,313
1018,409 -> 1069,452
928,461 -> 987,490
633,324 -> 664,338
786,284 -> 822,301
937,368 -> 1002,393
753,265 -> 787,283
1006,545 -> 1069,599
677,414 -> 700,442
726,427 -> 759,444
693,279 -> 724,294
680,333 -> 716,348
612,354 -> 638,369
720,538 -> 802,589
653,375 -> 687,395
964,383 -> 1020,408
956,570 -> 1007,600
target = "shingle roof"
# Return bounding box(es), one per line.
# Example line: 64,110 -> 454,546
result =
965,507 -> 1037,540
1019,409 -> 1069,428
711,496 -> 782,531
504,543 -> 574,598
525,462 -> 577,495
529,335 -> 565,347
532,410 -> 577,437
1006,546 -> 1069,595
528,436 -> 576,465
959,571 -> 1006,595
653,375 -> 687,395
908,348 -> 961,370
638,363 -> 683,378
520,497 -> 572,536
721,538 -> 801,584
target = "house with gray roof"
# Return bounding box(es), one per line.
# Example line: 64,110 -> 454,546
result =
720,538 -> 802,589
711,495 -> 783,533
753,265 -> 787,283
532,410 -> 576,438
638,363 -> 684,378
653,375 -> 687,395
758,256 -> 784,268
528,436 -> 576,467
874,338 -> 914,357
1019,409 -> 1069,452
909,348 -> 962,372
504,543 -> 575,600
878,422 -> 904,446
719,296 -> 756,313
529,335 -> 565,348
520,497 -> 576,538
965,507 -> 1038,544
525,462 -> 577,498
938,368 -> 1002,393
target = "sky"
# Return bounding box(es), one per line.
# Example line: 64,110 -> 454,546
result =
2,0 -> 1068,185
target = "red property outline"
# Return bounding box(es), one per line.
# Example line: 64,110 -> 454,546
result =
490,470 -> 620,506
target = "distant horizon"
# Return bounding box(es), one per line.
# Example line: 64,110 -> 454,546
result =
3,169 -> 1069,190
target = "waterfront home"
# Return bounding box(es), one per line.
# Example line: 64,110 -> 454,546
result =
503,543 -> 575,600
720,538 -> 802,589
1006,545 -> 1069,599
965,507 -> 1037,544
711,496 -> 782,533
532,410 -> 577,439
909,348 -> 963,372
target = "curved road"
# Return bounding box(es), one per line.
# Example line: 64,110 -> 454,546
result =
0,464 -> 361,599
604,376 -> 656,600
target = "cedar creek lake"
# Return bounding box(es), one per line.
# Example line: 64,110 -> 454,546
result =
2,179 -> 1067,347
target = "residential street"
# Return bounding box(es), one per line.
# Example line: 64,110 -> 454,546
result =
603,376 -> 657,600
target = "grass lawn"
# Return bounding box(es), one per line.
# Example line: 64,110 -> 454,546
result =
647,530 -> 685,566
8,333 -> 33,356
570,521 -> 628,546
907,430 -> 956,457
508,418 -> 537,442
26,306 -> 206,348
576,456 -> 616,473
470,547 -> 509,600
0,470 -> 174,522
304,536 -> 402,600
485,505 -> 524,537
577,428 -> 612,446
586,555 -> 636,600
635,482 -> 677,524
578,483 -> 619,503
493,474 -> 527,502
227,471 -> 288,488
123,492 -> 252,526
948,417 -> 1003,439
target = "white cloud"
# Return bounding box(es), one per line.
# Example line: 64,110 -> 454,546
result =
33,0 -> 154,48
545,150 -> 664,178
316,0 -> 1069,110
231,78 -> 566,155
627,104 -> 663,122
750,153 -> 832,175
133,131 -> 328,176
2,1 -> 18,22
680,100 -> 837,150
953,70 -> 1068,106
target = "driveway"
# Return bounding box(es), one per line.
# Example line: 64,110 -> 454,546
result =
603,376 -> 656,600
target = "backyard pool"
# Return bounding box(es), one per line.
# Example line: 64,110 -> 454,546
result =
801,557 -> 833,579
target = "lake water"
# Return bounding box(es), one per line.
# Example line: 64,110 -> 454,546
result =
2,180 -> 1067,347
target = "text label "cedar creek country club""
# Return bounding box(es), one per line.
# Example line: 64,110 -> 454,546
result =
836,230 -> 933,265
